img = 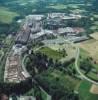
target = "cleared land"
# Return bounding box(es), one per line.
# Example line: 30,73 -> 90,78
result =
0,7 -> 19,24
90,84 -> 98,94
90,32 -> 98,40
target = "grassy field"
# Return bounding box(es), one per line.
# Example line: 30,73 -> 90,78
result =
0,7 -> 19,24
38,47 -> 66,60
78,48 -> 98,81
43,42 -> 76,62
47,4 -> 67,10
25,88 -> 34,96
49,69 -> 80,89
36,68 -> 80,91
46,3 -> 85,10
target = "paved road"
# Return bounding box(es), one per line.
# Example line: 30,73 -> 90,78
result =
22,55 -> 31,77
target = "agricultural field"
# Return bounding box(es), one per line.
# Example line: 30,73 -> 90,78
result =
47,43 -> 76,62
79,80 -> 98,100
42,38 -> 76,61
78,47 -> 98,81
77,39 -> 98,63
0,7 -> 19,24
46,4 -> 67,10
35,68 -> 80,92
47,3 -> 85,10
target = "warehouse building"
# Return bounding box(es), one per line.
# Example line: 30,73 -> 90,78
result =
15,27 -> 31,45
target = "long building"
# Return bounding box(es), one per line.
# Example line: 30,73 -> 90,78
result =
4,54 -> 29,83
15,27 -> 31,45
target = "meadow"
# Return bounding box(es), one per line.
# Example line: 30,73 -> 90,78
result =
0,7 -> 19,24
38,47 -> 67,60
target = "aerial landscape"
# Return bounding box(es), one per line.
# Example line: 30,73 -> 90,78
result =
0,0 -> 98,100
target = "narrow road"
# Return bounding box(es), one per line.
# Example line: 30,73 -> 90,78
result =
22,54 -> 31,77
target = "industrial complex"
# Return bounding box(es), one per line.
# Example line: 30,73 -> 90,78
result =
4,12 -> 89,83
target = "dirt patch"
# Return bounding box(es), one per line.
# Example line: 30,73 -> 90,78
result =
90,84 -> 98,94
90,32 -> 98,40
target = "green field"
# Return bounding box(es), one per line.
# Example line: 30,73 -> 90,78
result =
78,48 -> 98,81
47,4 -> 67,10
46,3 -> 84,10
0,7 -> 19,24
79,80 -> 98,100
36,68 -> 80,92
38,47 -> 66,60
49,69 -> 79,89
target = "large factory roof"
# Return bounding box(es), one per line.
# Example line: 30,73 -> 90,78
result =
57,27 -> 74,34
4,54 -> 27,83
16,27 -> 31,44
26,14 -> 45,21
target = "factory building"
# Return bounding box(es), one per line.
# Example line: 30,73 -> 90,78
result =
15,27 -> 31,45
4,54 -> 30,83
43,18 -> 65,30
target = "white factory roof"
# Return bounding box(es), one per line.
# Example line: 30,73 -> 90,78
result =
58,27 -> 74,34
48,13 -> 65,18
18,96 -> 36,100
26,14 -> 45,21
66,27 -> 74,32
44,29 -> 53,34
30,30 -> 46,39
